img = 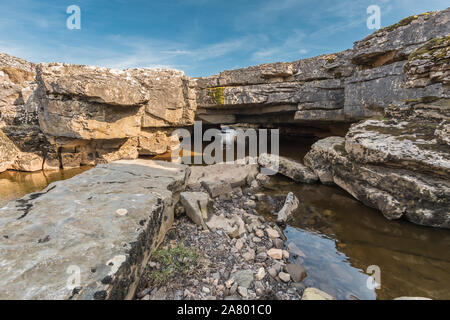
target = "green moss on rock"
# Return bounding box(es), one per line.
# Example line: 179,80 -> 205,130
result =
207,87 -> 225,105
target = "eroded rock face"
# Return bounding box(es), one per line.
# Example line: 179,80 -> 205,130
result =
0,160 -> 189,300
196,8 -> 449,125
304,97 -> 450,229
32,63 -> 197,169
258,153 -> 318,183
300,19 -> 450,229
0,128 -> 19,172
0,53 -> 37,127
133,69 -> 197,128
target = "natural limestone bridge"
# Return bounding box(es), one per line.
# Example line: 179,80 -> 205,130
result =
0,8 -> 449,299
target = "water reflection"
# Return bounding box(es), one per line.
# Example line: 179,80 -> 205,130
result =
259,175 -> 450,300
0,167 -> 92,208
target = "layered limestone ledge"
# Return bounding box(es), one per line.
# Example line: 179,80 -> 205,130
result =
304,133 -> 450,229
0,159 -> 189,300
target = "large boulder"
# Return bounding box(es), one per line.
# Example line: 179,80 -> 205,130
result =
277,192 -> 300,224
187,161 -> 259,189
180,191 -> 210,229
0,159 -> 189,300
36,63 -> 145,140
258,153 -> 318,183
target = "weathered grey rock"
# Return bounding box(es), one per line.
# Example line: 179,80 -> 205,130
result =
201,180 -> 233,198
232,270 -> 254,289
132,68 -> 197,128
258,153 -> 318,183
180,192 -> 209,230
436,120 -> 450,145
278,272 -> 291,283
304,136 -> 347,184
138,129 -> 179,156
304,112 -> 450,228
195,9 -> 449,125
352,9 -> 450,67
344,61 -> 446,119
206,213 -> 245,238
267,248 -> 283,260
37,63 -> 149,107
277,192 -> 299,224
0,53 -> 37,127
345,118 -> 450,177
0,159 -> 189,299
286,263 -> 307,283
302,288 -> 335,300
404,35 -> 450,88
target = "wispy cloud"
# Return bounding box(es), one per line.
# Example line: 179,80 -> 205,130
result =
0,0 -> 448,76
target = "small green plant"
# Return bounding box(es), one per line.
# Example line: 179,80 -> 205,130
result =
149,244 -> 198,285
208,87 -> 225,105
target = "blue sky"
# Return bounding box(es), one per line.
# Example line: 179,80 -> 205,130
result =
0,0 -> 448,76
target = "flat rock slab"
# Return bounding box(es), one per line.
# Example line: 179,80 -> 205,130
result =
0,159 -> 188,300
187,161 -> 258,189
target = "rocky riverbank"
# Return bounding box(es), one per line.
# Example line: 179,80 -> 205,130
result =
136,162 -> 333,301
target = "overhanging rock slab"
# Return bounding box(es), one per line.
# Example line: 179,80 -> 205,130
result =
0,159 -> 189,300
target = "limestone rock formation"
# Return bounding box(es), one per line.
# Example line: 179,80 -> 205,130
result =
305,99 -> 450,228
258,153 -> 318,183
33,63 -> 195,169
0,53 -> 37,126
187,161 -> 259,189
195,8 -> 449,127
0,159 -> 189,300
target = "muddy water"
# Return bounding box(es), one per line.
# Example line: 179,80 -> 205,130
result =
259,175 -> 450,300
0,167 -> 92,208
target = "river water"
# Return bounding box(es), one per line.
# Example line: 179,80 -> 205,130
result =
258,175 -> 450,300
0,133 -> 449,300
0,167 -> 91,208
